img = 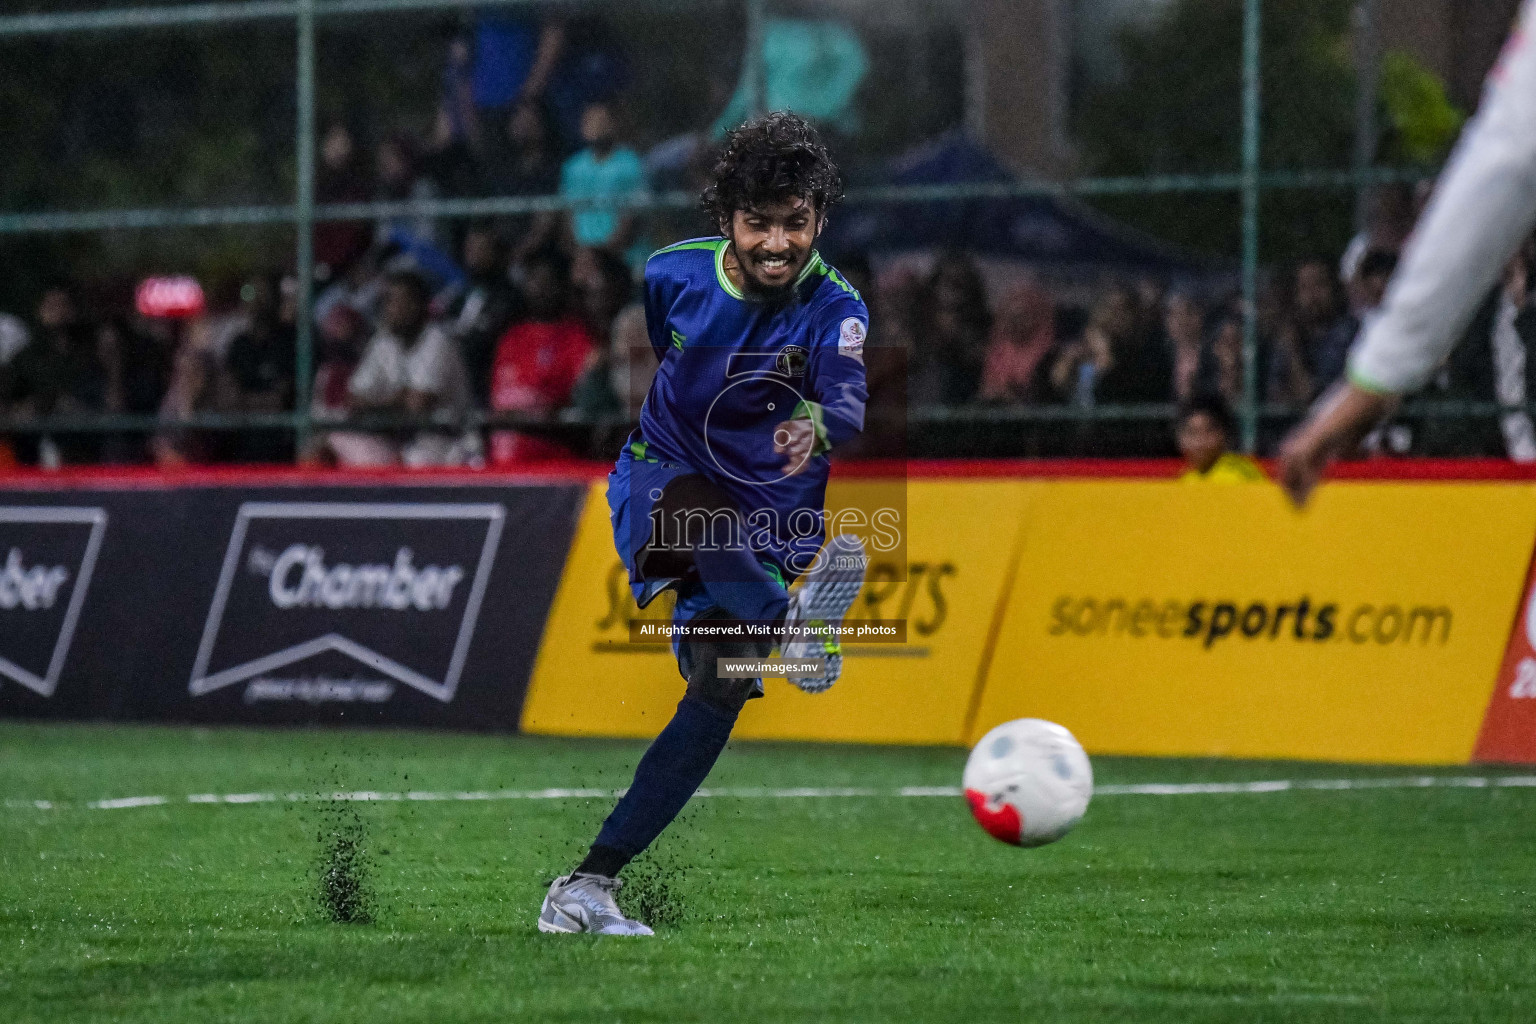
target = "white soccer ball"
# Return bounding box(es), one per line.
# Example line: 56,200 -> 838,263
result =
963,718 -> 1093,847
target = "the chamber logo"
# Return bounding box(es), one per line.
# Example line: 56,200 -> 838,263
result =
258,544 -> 465,611
0,507 -> 107,698
189,503 -> 503,702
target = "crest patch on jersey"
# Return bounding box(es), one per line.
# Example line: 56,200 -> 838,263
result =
775,344 -> 809,377
838,317 -> 866,362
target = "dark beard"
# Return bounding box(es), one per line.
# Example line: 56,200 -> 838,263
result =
740,274 -> 796,304
734,247 -> 808,305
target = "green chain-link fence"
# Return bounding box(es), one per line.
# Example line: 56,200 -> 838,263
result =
0,0 -> 1485,459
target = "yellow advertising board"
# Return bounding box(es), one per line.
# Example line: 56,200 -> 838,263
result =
520,478 -> 1033,744
523,475 -> 1536,764
970,481 -> 1536,764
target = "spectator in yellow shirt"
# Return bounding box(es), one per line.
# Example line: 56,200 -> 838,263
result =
1177,394 -> 1266,483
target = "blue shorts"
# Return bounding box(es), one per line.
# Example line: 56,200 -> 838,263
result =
607,451 -> 785,677
606,451 -> 713,624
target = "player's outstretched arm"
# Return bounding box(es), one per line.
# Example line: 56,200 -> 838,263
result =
1280,1 -> 1536,507
1278,381 -> 1395,506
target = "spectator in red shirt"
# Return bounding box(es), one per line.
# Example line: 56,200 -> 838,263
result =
979,279 -> 1056,404
489,250 -> 594,462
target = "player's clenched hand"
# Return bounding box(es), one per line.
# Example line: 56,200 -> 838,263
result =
1277,381 -> 1396,508
774,418 -> 818,476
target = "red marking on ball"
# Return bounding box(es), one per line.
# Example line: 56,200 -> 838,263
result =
965,788 -> 1022,845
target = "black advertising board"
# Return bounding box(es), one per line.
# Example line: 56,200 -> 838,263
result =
0,481 -> 585,730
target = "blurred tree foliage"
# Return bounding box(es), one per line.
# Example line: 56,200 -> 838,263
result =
0,2 -> 963,322
1074,0 -> 1458,265
0,24 -> 300,312
0,16 -> 450,315
0,9 -> 743,316
1379,50 -> 1465,164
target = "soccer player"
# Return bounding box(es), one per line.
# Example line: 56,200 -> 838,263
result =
1279,1 -> 1536,505
538,112 -> 871,936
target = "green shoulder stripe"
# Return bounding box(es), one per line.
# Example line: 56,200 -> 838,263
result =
809,257 -> 861,301
824,267 -> 860,301
647,239 -> 724,262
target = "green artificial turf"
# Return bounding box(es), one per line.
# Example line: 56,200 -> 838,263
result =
2,721 -> 1534,1023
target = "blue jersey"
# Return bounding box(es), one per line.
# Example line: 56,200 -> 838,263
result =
626,236 -> 868,575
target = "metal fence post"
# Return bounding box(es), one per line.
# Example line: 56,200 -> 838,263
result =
744,0 -> 766,117
0,0 -> 1476,449
1240,0 -> 1262,453
1353,0 -> 1380,231
294,0 -> 316,452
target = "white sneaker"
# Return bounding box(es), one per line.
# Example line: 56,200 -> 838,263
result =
538,874 -> 654,936
782,534 -> 867,693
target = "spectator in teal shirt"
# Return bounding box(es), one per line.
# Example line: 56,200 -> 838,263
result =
710,19 -> 868,138
560,101 -> 648,265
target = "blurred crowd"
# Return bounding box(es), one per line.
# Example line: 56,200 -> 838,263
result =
0,223 -> 648,470
0,8 -> 1530,467
0,11 -> 866,470
880,182 -> 1536,460
4,189 -> 1536,468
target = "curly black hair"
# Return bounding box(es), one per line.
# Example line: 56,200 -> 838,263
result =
700,111 -> 845,228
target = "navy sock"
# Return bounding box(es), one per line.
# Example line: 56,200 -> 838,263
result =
593,695 -> 738,861
692,544 -> 789,623
574,843 -> 629,879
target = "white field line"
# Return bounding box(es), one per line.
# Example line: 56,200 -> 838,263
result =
87,795 -> 170,810
5,775 -> 1536,813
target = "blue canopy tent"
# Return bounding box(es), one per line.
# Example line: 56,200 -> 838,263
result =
823,133 -> 1211,278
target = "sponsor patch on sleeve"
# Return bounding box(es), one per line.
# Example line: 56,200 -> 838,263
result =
838,317 -> 867,362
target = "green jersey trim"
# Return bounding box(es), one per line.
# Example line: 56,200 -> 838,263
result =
647,239 -> 721,262
795,251 -> 825,288
712,243 -> 825,301
817,262 -> 860,300
713,240 -> 747,300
